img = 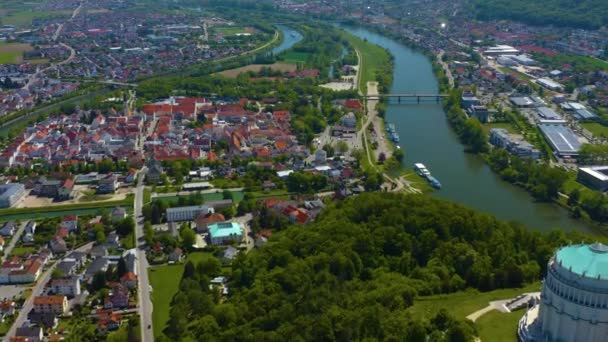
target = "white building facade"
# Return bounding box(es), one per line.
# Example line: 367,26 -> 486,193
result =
519,243 -> 608,342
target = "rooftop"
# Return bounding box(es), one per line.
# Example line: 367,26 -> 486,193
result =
209,222 -> 242,239
556,243 -> 608,280
538,122 -> 581,155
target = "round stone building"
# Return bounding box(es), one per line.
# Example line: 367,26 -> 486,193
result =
519,243 -> 608,341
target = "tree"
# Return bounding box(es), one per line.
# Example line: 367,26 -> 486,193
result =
117,257 -> 128,278
336,140 -> 349,154
92,271 -> 107,291
181,226 -> 196,251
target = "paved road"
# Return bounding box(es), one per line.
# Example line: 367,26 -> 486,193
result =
134,168 -> 154,342
4,242 -> 93,341
3,222 -> 27,260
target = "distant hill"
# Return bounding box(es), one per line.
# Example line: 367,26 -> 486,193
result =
473,0 -> 608,29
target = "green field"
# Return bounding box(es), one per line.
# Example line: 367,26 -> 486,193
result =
0,51 -> 21,64
406,282 -> 540,321
214,27 -> 249,36
149,252 -> 222,339
280,51 -> 311,63
475,309 -> 524,342
1,10 -> 72,28
581,122 -> 608,138
151,190 -> 244,204
342,32 -> 391,91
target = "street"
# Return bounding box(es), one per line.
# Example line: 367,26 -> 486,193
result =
4,242 -> 93,341
134,169 -> 154,342
2,222 -> 27,260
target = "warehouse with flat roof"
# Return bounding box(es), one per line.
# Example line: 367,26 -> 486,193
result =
536,107 -> 562,120
538,122 -> 582,156
536,78 -> 564,91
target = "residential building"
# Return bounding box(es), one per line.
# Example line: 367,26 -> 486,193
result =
518,243 -> 608,342
146,157 -> 164,184
168,247 -> 184,263
49,236 -> 68,254
120,272 -> 137,289
0,221 -> 16,236
461,92 -> 480,109
490,128 -> 541,159
60,215 -> 78,232
104,284 -> 129,309
106,231 -> 120,248
166,205 -> 213,222
195,212 -> 225,233
208,222 -> 242,245
468,105 -> 489,123
49,276 -> 81,298
111,207 -> 127,223
0,183 -> 25,208
97,174 -> 118,194
33,295 -> 69,315
14,327 -> 43,342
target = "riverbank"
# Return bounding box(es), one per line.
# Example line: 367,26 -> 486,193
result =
342,25 -> 595,234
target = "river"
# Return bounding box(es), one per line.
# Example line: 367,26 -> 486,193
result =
271,25 -> 303,55
342,26 -> 595,234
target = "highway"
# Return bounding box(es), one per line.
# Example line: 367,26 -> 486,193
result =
134,168 -> 154,342
4,242 -> 93,341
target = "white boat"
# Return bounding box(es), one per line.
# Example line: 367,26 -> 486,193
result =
414,163 -> 430,177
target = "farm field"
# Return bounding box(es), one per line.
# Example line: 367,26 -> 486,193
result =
0,43 -> 33,64
0,10 -> 71,28
217,62 -> 297,78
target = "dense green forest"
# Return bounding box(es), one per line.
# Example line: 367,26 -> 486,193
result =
473,0 -> 608,29
159,193 -> 589,341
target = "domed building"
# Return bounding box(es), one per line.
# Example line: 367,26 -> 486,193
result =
519,243 -> 608,341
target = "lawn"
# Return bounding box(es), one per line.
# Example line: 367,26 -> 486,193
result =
11,246 -> 36,256
581,122 -> 608,138
342,32 -> 390,92
406,282 -> 540,321
148,251 -> 221,339
0,51 -> 21,64
280,51 -> 311,63
475,309 -> 525,342
1,10 -> 71,28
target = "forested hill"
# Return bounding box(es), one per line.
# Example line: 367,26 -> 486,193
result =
161,193 -> 590,341
473,0 -> 608,29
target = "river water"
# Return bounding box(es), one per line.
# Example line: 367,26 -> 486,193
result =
271,25 -> 303,55
342,26 -> 595,234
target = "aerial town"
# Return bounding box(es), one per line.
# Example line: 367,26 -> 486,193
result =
0,0 -> 608,341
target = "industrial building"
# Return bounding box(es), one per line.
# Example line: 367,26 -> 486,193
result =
483,45 -> 520,56
536,107 -> 562,120
577,166 -> 608,191
0,183 -> 25,208
208,222 -> 243,245
538,122 -> 581,156
166,205 -> 213,222
519,243 -> 608,342
510,96 -> 536,108
536,78 -> 564,92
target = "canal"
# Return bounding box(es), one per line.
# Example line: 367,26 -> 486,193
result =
342,26 -> 595,234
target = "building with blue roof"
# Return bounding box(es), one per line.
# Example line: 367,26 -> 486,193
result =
518,243 -> 608,342
208,222 -> 242,246
573,108 -> 599,121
